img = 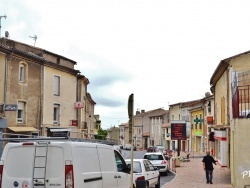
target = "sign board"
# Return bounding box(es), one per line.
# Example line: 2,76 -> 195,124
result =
75,102 -> 84,109
47,128 -> 70,137
5,104 -> 18,111
171,123 -> 186,140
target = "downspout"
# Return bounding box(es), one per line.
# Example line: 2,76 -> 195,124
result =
3,54 -> 8,115
38,63 -> 44,136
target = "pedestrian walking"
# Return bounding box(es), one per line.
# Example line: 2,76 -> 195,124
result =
202,150 -> 217,184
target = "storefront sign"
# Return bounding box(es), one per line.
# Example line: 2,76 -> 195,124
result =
171,123 -> 186,140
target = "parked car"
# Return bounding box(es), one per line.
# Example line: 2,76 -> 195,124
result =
143,152 -> 169,175
155,145 -> 166,154
147,146 -> 157,152
0,139 -> 131,187
125,159 -> 160,188
124,144 -> 136,151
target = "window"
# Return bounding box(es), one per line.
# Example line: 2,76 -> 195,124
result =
53,75 -> 60,96
114,150 -> 126,172
221,97 -> 225,124
19,63 -> 27,83
199,114 -> 202,130
17,101 -> 25,123
208,101 -> 211,113
53,104 -> 60,125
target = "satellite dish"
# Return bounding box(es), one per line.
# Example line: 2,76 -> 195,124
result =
5,31 -> 9,38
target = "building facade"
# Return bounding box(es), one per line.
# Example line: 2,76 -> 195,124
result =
210,50 -> 250,187
0,37 -> 98,143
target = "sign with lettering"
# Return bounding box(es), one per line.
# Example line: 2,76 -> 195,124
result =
171,123 -> 186,140
5,104 -> 18,111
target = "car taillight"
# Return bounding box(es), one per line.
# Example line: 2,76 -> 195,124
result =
0,165 -> 3,188
136,176 -> 145,181
161,160 -> 167,164
65,165 -> 74,188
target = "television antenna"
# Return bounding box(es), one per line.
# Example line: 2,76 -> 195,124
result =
0,14 -> 7,38
29,35 -> 37,46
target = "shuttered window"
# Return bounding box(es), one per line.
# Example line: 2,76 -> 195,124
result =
53,75 -> 60,96
221,97 -> 225,124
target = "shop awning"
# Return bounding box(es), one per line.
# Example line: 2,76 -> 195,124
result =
8,127 -> 38,132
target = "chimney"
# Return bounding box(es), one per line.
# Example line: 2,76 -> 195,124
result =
141,109 -> 145,113
205,92 -> 211,97
136,110 -> 140,115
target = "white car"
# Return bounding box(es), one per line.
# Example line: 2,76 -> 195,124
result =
143,152 -> 169,175
125,159 -> 160,188
155,145 -> 166,154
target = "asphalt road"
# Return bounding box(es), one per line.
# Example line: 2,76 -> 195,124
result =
121,149 -> 175,187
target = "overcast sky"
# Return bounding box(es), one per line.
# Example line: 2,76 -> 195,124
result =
1,1 -> 250,129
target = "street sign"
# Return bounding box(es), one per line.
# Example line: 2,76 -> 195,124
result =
171,123 -> 187,140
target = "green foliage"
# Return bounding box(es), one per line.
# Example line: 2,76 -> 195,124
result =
95,128 -> 108,140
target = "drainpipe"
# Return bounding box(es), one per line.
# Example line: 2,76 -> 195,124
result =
3,54 -> 8,115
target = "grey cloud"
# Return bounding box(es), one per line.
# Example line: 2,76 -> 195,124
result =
93,96 -> 125,107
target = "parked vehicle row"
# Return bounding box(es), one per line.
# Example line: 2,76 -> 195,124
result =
0,137 -> 169,188
123,143 -> 136,151
0,140 -> 131,188
147,145 -> 167,154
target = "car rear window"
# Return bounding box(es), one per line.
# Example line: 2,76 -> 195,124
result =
126,161 -> 142,173
144,154 -> 163,160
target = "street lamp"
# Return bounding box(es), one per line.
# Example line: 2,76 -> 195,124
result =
0,14 -> 7,38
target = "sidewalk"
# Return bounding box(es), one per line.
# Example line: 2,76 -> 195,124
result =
162,153 -> 233,188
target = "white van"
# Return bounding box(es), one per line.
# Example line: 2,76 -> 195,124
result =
0,140 -> 131,188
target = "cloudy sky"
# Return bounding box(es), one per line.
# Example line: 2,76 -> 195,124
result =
1,1 -> 250,129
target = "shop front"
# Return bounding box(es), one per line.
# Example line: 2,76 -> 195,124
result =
214,129 -> 229,167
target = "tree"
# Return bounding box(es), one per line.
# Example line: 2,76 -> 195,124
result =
95,128 -> 108,140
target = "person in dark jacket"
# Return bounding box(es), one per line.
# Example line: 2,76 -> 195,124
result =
202,151 -> 217,184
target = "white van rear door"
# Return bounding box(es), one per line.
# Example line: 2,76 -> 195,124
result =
1,142 -> 66,188
2,144 -> 34,188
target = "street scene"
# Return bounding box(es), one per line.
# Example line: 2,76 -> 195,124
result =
1,0 -> 250,187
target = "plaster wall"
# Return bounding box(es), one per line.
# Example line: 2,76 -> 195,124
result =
0,54 -> 5,103
231,119 -> 250,187
43,66 -> 76,127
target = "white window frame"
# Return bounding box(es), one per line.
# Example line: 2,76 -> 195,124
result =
53,75 -> 60,96
17,101 -> 25,123
53,103 -> 60,125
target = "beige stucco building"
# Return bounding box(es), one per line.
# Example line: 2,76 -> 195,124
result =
0,37 -> 98,142
210,50 -> 250,187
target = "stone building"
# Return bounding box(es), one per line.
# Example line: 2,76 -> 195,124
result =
0,37 -> 98,144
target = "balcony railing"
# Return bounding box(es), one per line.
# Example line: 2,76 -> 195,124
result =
232,71 -> 250,118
